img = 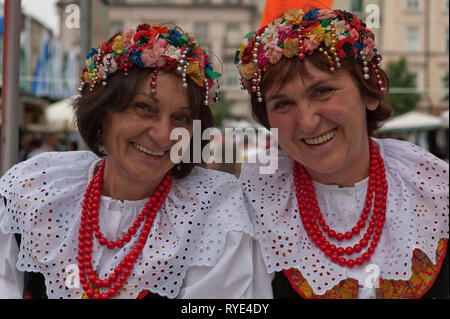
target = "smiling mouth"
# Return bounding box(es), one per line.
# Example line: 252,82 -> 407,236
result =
303,128 -> 338,146
131,142 -> 166,157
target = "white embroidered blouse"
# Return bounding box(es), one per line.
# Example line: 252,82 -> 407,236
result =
0,151 -> 273,299
239,138 -> 449,298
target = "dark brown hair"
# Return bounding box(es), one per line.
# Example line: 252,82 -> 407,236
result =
249,52 -> 393,136
73,67 -> 214,179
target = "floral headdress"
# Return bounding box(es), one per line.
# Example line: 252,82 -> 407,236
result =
235,8 -> 384,103
80,24 -> 222,106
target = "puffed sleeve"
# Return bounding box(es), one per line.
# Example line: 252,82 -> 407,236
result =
0,199 -> 23,298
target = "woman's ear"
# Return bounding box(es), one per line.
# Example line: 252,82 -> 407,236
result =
365,97 -> 379,111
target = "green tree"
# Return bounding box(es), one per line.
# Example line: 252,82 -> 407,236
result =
385,58 -> 421,116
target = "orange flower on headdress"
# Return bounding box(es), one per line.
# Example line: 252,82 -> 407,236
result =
151,25 -> 169,36
283,38 -> 299,58
185,60 -> 205,87
243,62 -> 258,77
284,8 -> 305,25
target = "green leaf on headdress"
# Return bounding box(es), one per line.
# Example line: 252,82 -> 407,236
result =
234,50 -> 241,64
277,42 -> 284,48
178,35 -> 189,46
160,33 -> 168,39
205,69 -> 222,79
281,16 -> 286,24
244,31 -> 254,39
89,56 -> 96,72
321,19 -> 331,29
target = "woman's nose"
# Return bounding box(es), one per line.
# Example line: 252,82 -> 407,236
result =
295,103 -> 320,135
148,117 -> 173,149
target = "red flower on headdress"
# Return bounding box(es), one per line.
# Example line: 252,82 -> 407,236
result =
132,30 -> 157,50
136,24 -> 151,31
241,46 -> 254,64
336,37 -> 356,59
162,56 -> 178,72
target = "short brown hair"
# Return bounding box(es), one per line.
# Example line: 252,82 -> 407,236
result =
73,67 -> 214,179
249,52 -> 393,136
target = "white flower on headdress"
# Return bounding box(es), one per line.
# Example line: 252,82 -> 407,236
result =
164,45 -> 181,60
102,54 -> 118,74
261,22 -> 280,46
328,20 -> 348,41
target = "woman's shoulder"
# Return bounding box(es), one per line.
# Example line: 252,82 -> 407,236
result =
0,151 -> 98,201
376,138 -> 448,187
377,138 -> 448,168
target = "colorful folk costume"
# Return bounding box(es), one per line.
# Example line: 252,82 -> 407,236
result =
0,24 -> 271,299
236,9 -> 449,299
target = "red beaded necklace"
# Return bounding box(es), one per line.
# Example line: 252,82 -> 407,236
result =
77,159 -> 172,299
293,139 -> 387,268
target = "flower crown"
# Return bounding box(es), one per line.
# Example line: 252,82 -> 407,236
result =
235,8 -> 384,103
80,24 -> 222,106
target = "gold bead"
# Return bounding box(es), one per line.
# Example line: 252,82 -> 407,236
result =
330,67 -> 335,72
330,47 -> 336,53
319,48 -> 324,52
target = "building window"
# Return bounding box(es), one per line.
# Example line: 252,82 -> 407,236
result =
351,0 -> 363,12
225,23 -> 240,46
405,0 -> 420,12
405,26 -> 420,52
194,22 -> 208,47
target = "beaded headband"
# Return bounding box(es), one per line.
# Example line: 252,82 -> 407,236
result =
235,8 -> 384,103
79,24 -> 222,106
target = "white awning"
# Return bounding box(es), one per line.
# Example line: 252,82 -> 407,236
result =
44,97 -> 77,131
379,111 -> 444,133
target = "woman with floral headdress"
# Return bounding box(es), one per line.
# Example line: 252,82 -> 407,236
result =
236,8 -> 449,299
0,23 -> 272,299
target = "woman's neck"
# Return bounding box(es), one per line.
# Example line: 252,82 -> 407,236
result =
306,143 -> 371,188
99,159 -> 161,202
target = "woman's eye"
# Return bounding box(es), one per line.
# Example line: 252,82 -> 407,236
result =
314,87 -> 333,97
135,103 -> 152,112
273,100 -> 295,111
173,114 -> 192,123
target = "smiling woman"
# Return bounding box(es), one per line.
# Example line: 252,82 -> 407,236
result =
0,23 -> 273,299
236,8 -> 449,299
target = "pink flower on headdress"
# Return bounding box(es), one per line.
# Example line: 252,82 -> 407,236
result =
317,10 -> 337,20
349,28 -> 360,41
141,38 -> 169,68
278,24 -> 295,42
362,36 -> 375,61
122,29 -> 134,49
257,54 -> 270,68
98,65 -> 106,79
266,42 -> 283,64
304,35 -> 320,52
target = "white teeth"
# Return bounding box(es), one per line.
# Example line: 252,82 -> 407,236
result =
132,143 -> 164,156
304,129 -> 337,145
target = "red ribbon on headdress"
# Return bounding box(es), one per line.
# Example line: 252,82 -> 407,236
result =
259,0 -> 335,29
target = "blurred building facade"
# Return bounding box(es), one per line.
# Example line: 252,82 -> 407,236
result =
334,0 -> 449,115
380,0 -> 448,115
